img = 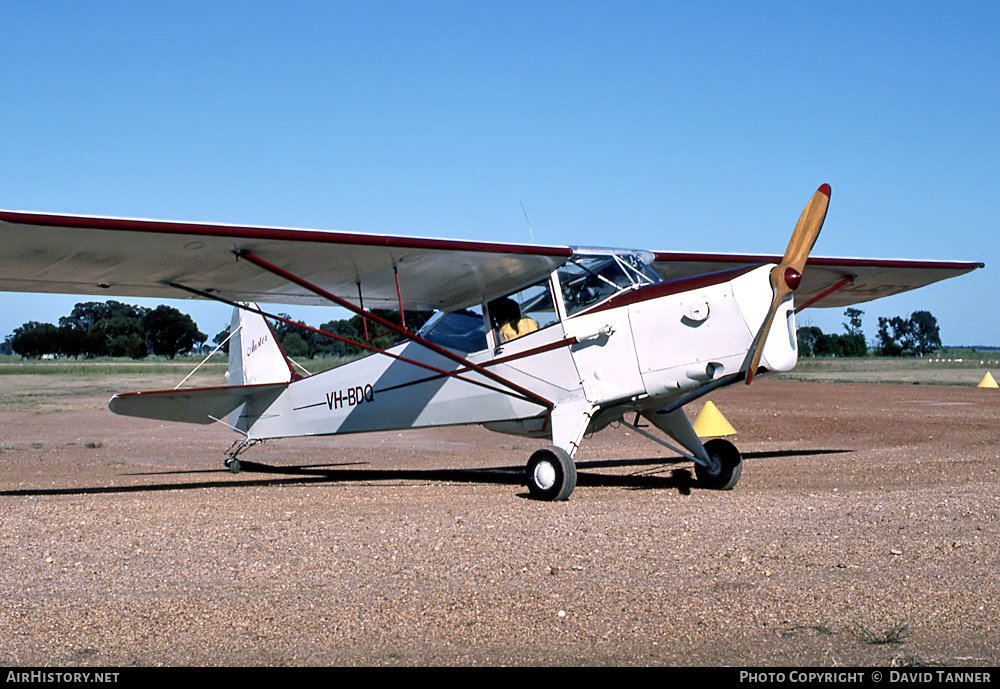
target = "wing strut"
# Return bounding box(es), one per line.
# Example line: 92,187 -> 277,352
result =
394,266 -> 406,330
357,282 -> 370,342
793,275 -> 856,313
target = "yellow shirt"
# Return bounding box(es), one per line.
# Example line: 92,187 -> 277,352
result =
499,318 -> 538,343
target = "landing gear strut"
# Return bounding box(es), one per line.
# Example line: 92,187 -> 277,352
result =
525,445 -> 577,501
224,438 -> 262,474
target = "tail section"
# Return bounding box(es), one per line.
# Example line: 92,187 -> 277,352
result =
109,304 -> 293,429
227,303 -> 294,386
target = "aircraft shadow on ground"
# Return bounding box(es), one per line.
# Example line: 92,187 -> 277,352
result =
0,449 -> 851,499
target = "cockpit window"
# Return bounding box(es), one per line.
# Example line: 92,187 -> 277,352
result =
416,254 -> 658,351
489,280 -> 559,344
417,307 -> 487,353
558,253 -> 660,316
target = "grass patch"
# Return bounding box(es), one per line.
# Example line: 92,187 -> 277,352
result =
778,356 -> 999,385
0,355 -> 228,377
0,353 -> 359,376
849,620 -> 911,645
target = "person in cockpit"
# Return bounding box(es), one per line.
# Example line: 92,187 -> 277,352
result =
490,297 -> 537,343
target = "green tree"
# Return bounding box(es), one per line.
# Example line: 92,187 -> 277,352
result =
59,301 -> 148,358
213,325 -> 231,354
813,332 -> 842,356
58,322 -> 89,359
268,314 -> 318,359
314,318 -> 365,358
843,308 -> 864,335
876,311 -> 941,356
796,309 -> 866,358
9,322 -> 63,358
835,308 -> 867,357
796,325 -> 824,357
877,316 -> 908,355
277,310 -> 434,360
281,331 -> 311,358
115,332 -> 149,359
141,305 -> 206,359
909,310 -> 942,354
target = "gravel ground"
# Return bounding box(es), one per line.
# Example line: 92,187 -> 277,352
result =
0,373 -> 998,667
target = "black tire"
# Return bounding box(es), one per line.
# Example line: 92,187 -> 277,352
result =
525,446 -> 577,501
695,438 -> 742,490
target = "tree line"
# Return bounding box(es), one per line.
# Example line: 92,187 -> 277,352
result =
214,310 -> 434,359
5,299 -> 943,361
3,300 -> 433,361
796,308 -> 942,357
4,301 -> 206,359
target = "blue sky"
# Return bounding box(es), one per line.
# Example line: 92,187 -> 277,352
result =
1,1 -> 997,347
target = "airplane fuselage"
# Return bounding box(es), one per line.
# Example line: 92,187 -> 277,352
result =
230,262 -> 797,457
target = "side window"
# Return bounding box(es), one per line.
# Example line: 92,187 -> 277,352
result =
418,306 -> 488,353
489,280 -> 558,344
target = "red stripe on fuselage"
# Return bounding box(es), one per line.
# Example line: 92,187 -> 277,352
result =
577,266 -> 760,317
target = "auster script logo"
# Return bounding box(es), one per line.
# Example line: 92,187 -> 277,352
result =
246,335 -> 268,357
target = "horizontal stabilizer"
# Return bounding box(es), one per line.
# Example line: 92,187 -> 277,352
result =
109,383 -> 288,425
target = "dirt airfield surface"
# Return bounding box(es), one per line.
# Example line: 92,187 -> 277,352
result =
1,368 -> 998,667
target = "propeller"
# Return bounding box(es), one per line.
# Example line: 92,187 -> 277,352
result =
744,183 -> 831,384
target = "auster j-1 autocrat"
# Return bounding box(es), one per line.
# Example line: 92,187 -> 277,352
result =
0,185 -> 983,500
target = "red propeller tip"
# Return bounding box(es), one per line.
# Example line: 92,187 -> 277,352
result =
818,183 -> 831,197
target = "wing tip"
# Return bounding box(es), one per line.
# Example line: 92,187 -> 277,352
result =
818,183 -> 831,198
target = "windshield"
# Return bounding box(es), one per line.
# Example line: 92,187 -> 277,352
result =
558,253 -> 660,316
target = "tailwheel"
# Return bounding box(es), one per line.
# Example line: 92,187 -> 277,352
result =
224,438 -> 262,475
695,438 -> 743,490
525,445 -> 577,501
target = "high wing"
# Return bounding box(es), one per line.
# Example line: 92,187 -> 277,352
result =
0,209 -> 982,313
652,252 -> 983,309
0,210 -> 572,312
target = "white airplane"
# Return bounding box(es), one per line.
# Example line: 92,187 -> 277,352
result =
0,185 -> 983,500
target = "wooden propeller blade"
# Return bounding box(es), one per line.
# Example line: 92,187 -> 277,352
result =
745,286 -> 782,384
783,183 -> 831,273
744,184 -> 831,384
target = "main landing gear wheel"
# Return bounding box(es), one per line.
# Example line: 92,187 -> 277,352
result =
695,438 -> 743,490
525,446 -> 577,501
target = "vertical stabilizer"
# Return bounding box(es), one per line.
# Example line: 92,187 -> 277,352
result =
226,303 -> 294,386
